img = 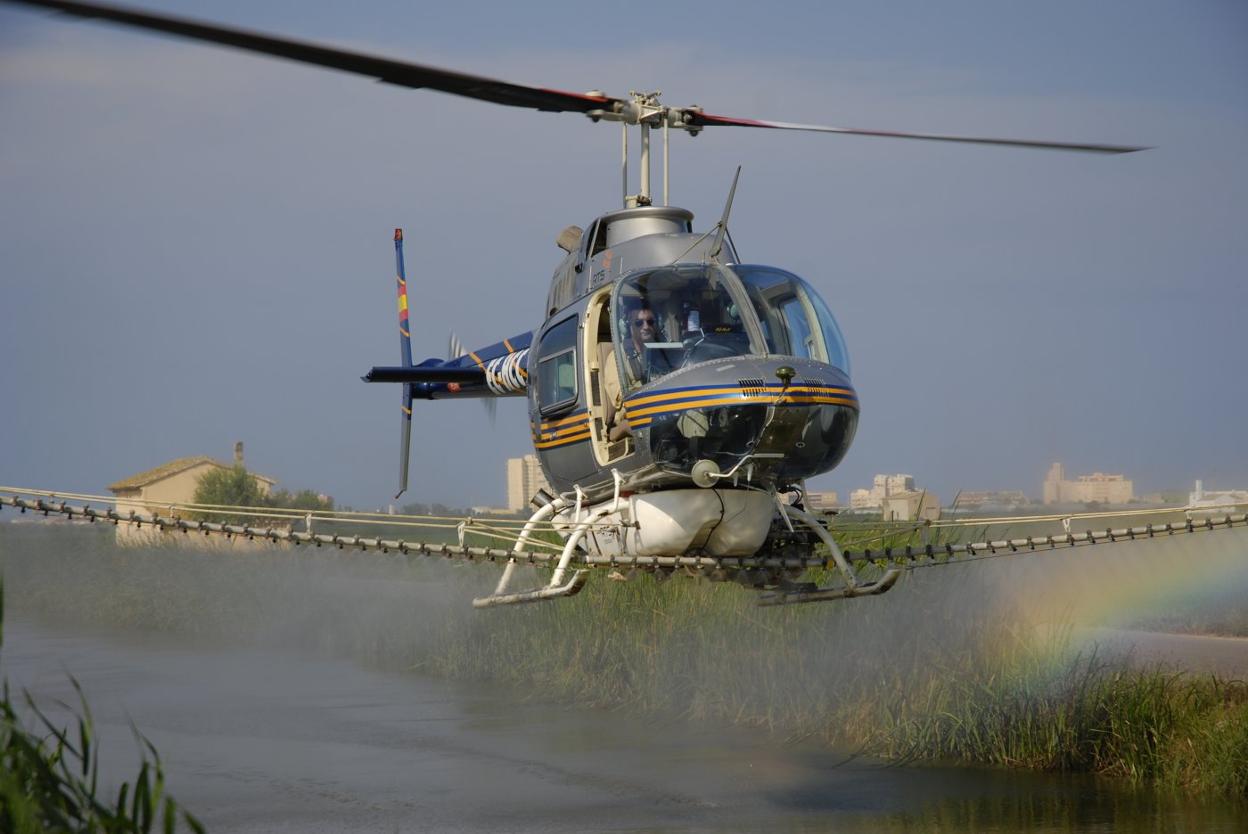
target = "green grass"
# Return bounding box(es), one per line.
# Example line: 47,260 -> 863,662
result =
862,643 -> 1248,795
0,680 -> 206,833
4,523 -> 1246,798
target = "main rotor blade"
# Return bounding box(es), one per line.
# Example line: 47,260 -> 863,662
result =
686,112 -> 1148,155
6,1 -> 1147,155
5,0 -> 620,114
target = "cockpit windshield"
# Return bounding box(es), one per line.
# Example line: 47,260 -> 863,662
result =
611,265 -> 851,389
732,266 -> 851,375
613,266 -> 752,389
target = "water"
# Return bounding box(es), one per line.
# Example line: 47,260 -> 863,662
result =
3,618 -> 1243,833
2,523 -> 1246,831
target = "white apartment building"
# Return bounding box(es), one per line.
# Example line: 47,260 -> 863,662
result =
506,454 -> 551,511
850,474 -> 916,509
1042,462 -> 1133,505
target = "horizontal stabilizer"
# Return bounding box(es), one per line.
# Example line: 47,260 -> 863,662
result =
364,366 -> 486,384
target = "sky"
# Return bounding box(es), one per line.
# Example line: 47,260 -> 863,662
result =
1,0 -> 1245,510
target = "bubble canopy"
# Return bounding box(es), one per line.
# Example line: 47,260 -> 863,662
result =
733,266 -> 851,376
612,264 -> 851,388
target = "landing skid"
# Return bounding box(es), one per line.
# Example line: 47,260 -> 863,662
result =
472,569 -> 589,608
757,569 -> 900,606
471,493 -> 609,609
755,504 -> 903,606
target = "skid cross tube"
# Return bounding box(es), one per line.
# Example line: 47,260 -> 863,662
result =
472,495 -> 591,608
756,505 -> 904,606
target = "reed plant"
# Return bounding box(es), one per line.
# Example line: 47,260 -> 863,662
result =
0,575 -> 204,832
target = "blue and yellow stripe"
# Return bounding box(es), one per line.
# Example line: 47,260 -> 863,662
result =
623,382 -> 858,429
531,411 -> 591,449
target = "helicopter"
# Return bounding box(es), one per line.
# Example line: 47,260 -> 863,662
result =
4,0 -> 1146,607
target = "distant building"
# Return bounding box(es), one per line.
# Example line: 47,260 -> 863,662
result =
850,474 -> 916,510
1188,480 -> 1248,510
506,454 -> 551,512
804,491 -> 839,512
882,491 -> 941,522
955,490 -> 1030,511
1042,463 -> 1064,504
1042,462 -> 1133,505
108,442 -> 276,543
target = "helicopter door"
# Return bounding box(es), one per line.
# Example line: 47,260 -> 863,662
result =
584,290 -> 631,464
532,313 -> 599,488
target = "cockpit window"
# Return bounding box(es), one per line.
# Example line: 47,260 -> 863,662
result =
613,266 -> 752,390
733,266 -> 851,375
536,314 -> 578,414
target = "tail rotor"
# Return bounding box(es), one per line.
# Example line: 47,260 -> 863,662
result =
395,228 -> 414,499
448,331 -> 497,426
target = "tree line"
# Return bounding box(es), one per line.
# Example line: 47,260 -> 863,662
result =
192,465 -> 333,517
192,465 -> 492,521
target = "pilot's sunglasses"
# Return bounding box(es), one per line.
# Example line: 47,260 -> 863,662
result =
632,317 -> 656,327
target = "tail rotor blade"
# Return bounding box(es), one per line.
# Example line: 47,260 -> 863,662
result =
396,229 -> 413,368
396,389 -> 412,499
394,228 -> 414,499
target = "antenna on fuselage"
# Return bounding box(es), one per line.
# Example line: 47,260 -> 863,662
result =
709,166 -> 742,262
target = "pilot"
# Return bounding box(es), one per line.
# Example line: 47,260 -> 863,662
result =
623,302 -> 674,385
603,301 -> 667,442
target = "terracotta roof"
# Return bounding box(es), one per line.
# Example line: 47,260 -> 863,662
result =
108,456 -> 276,492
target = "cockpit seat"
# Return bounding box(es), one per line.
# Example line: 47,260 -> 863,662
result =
598,341 -> 630,440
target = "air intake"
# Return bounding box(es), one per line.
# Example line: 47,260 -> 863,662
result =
738,378 -> 768,396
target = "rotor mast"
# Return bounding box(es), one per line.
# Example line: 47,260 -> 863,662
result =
589,91 -> 703,209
